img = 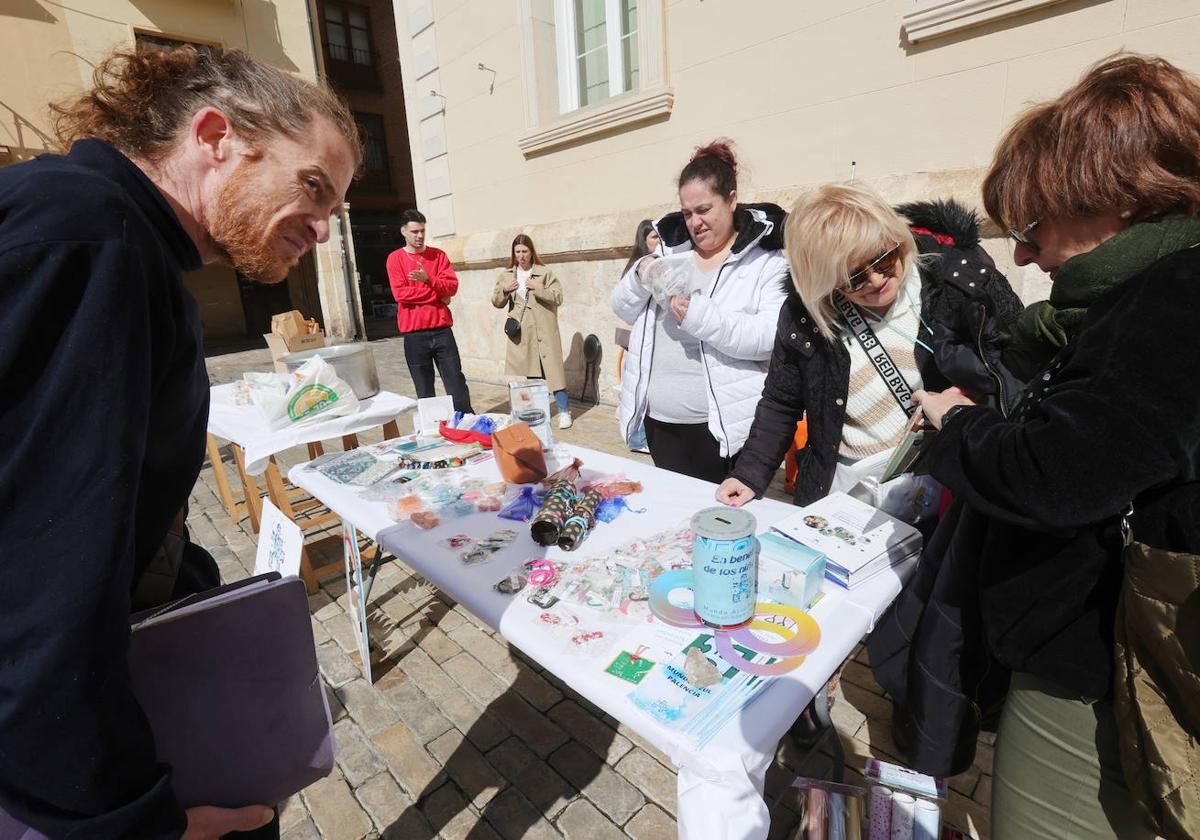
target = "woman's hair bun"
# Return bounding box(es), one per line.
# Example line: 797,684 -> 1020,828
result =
679,137 -> 739,197
689,138 -> 738,176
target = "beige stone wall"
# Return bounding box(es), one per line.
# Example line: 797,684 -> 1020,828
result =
0,0 -> 321,162
0,0 -> 367,342
393,0 -> 1199,404
397,0 -> 1200,234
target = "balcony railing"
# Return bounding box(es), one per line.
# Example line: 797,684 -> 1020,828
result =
326,42 -> 373,66
323,42 -> 382,91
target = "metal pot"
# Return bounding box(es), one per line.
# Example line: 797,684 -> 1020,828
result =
282,343 -> 380,399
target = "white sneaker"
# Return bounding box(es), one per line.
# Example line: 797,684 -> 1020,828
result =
558,412 -> 573,429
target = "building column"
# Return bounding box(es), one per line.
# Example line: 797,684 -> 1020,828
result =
314,205 -> 367,342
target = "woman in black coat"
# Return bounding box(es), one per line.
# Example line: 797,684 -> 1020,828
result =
717,183 -> 1021,518
870,55 -> 1200,839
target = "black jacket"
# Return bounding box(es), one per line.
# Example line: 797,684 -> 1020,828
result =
731,200 -> 1023,504
869,245 -> 1200,775
0,141 -> 207,836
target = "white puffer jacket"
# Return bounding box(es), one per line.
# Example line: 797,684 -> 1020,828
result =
612,204 -> 789,457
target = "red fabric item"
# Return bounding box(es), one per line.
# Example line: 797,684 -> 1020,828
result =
438,420 -> 493,448
939,486 -> 954,519
910,226 -> 955,246
386,245 -> 459,333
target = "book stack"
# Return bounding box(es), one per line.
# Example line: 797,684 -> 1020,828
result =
770,493 -> 922,590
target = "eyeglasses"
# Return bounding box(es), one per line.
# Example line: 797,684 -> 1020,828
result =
842,245 -> 901,294
1007,219 -> 1041,254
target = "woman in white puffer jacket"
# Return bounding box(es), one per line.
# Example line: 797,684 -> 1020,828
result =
612,139 -> 789,483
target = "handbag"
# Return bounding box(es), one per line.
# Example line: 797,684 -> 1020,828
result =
504,295 -> 522,341
1112,494 -> 1200,840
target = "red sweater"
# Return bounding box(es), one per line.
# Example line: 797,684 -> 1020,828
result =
386,245 -> 458,332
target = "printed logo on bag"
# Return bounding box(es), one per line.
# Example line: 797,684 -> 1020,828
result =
287,384 -> 339,421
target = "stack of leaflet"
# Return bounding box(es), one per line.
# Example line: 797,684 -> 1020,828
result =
770,493 -> 922,589
628,630 -> 777,748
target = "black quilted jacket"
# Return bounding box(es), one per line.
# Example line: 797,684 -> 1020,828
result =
869,245 -> 1200,775
730,200 -> 1023,504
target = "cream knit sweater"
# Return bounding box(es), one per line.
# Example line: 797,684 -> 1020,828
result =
838,264 -> 925,462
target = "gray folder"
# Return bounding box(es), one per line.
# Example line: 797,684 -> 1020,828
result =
128,573 -> 336,809
0,574 -> 336,837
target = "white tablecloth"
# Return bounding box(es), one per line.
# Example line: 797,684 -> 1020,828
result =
208,384 -> 416,476
288,446 -> 913,840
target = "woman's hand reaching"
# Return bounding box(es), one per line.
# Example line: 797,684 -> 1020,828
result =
715,477 -> 755,507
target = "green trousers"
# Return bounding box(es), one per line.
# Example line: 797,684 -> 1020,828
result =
992,673 -> 1157,839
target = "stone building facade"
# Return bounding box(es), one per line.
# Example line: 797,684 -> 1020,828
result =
388,0 -> 1200,403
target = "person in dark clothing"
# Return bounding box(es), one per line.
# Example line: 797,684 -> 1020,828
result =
386,208 -> 474,413
868,54 -> 1200,838
717,184 -> 1021,515
0,46 -> 360,838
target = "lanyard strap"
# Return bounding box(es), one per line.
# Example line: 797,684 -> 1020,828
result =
859,288 -> 935,356
834,292 -> 914,414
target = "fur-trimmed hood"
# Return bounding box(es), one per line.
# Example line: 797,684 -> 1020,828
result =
895,199 -> 983,250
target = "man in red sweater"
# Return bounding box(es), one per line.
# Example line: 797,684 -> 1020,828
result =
386,209 -> 473,412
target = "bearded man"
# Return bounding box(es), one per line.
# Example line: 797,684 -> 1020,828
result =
0,46 -> 359,838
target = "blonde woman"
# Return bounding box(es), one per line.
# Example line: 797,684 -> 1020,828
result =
716,184 -> 1021,513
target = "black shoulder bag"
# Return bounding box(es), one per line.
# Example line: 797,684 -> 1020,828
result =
504,295 -> 521,341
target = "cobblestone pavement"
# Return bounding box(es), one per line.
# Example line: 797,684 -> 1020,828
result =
195,336 -> 993,839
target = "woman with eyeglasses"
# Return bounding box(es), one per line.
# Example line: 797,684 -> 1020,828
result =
716,183 -> 1021,517
869,55 -> 1200,839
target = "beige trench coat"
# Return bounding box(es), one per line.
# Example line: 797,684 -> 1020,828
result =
491,264 -> 567,392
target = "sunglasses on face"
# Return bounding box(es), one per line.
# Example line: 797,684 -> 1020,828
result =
1007,219 -> 1041,254
842,245 -> 901,293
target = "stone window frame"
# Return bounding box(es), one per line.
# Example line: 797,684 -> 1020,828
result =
555,0 -> 638,113
901,0 -> 1074,43
516,0 -> 670,157
324,0 -> 376,66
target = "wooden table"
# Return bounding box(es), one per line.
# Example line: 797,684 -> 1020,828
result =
206,384 -> 414,592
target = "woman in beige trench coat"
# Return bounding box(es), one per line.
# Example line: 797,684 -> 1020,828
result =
491,234 -> 572,428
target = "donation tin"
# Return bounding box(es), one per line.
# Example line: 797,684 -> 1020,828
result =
690,507 -> 759,628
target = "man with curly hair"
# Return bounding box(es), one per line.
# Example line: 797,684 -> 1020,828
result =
0,46 -> 360,838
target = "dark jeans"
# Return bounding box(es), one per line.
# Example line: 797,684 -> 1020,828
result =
643,416 -> 737,484
403,327 -> 473,414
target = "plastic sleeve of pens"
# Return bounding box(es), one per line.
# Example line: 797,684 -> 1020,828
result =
828,792 -> 845,840
889,793 -> 915,840
913,799 -> 939,840
807,788 -> 829,840
846,796 -> 862,840
869,785 -> 892,840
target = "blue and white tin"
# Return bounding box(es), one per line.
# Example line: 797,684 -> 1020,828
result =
691,507 -> 759,627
